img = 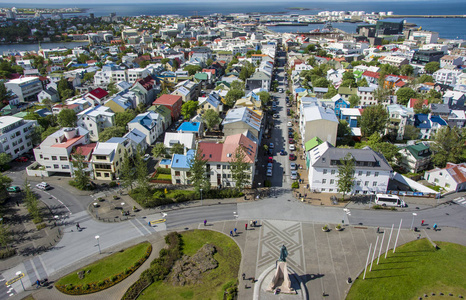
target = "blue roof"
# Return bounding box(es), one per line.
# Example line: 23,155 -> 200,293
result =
414,114 -> 447,129
124,128 -> 146,144
171,150 -> 195,169
295,88 -> 306,93
111,95 -> 133,110
430,116 -> 447,126
129,112 -> 157,130
160,159 -> 171,166
106,137 -> 127,143
177,122 -> 201,133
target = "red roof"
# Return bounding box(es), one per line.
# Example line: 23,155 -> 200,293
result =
202,69 -> 216,75
408,98 -> 428,108
395,81 -> 406,87
72,143 -> 97,158
445,163 -> 466,184
153,94 -> 182,106
198,142 -> 223,162
88,88 -> 109,99
134,75 -> 155,91
362,71 -> 380,78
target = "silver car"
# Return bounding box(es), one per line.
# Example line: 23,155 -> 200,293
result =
290,171 -> 298,180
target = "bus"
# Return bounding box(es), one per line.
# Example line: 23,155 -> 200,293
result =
375,194 -> 406,207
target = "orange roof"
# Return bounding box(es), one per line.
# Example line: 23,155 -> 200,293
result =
51,135 -> 83,148
197,134 -> 257,164
72,143 -> 97,158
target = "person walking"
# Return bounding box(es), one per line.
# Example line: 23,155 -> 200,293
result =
230,230 -> 233,236
36,279 -> 41,288
433,223 -> 438,231
76,223 -> 81,231
204,219 -> 207,226
421,219 -> 425,226
245,223 -> 248,231
376,227 -> 380,234
234,228 -> 237,235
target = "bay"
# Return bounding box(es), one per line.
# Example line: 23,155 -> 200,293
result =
0,41 -> 90,55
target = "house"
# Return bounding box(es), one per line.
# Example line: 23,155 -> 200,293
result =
414,113 -> 447,140
439,55 -> 462,68
171,149 -> 196,185
357,86 -> 377,107
0,116 -> 37,160
37,87 -> 60,103
147,105 -> 172,131
197,93 -> 223,115
222,107 -> 263,144
332,94 -> 350,118
339,108 -> 362,128
337,87 -> 358,101
128,111 -> 163,145
164,132 -> 196,150
197,133 -> 257,188
32,127 -> 90,177
307,142 -> 393,194
443,91 -> 465,110
104,92 -> 135,113
429,103 -> 450,119
123,128 -> 148,152
245,71 -> 271,91
77,105 -> 115,142
91,137 -> 133,181
386,104 -> 414,140
399,143 -> 432,173
299,105 -> 338,147
130,75 -> 158,106
85,88 -> 109,106
152,94 -> 183,121
425,163 -> 466,192
173,80 -> 200,102
71,143 -> 97,179
5,77 -> 43,102
433,68 -> 462,86
379,55 -> 409,68
447,110 -> 466,128
177,121 -> 203,137
313,87 -> 328,99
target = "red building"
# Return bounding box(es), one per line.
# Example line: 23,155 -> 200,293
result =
152,94 -> 182,121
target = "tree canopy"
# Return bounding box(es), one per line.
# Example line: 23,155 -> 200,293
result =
201,109 -> 221,131
99,126 -> 126,142
115,110 -> 136,127
57,109 -> 77,127
360,105 -> 388,137
337,154 -> 355,201
184,65 -> 202,76
396,87 -> 418,106
424,61 -> 440,74
181,100 -> 198,120
431,127 -> 466,168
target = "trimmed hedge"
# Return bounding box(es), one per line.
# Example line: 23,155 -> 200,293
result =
55,244 -> 152,295
122,232 -> 182,300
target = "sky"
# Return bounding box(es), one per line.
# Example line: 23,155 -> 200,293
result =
0,0 -> 443,3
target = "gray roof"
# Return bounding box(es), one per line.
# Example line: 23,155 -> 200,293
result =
429,103 -> 450,114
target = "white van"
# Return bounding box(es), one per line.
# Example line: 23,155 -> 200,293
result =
375,194 -> 406,207
36,182 -> 51,190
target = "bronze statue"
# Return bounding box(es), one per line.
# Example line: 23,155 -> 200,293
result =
279,244 -> 288,262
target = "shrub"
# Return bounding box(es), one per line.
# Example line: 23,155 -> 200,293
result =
83,284 -> 89,290
291,182 -> 299,189
390,207 -> 397,211
0,248 -> 16,259
33,216 -> 43,224
372,204 -> 383,210
156,167 -> 171,174
109,181 -> 117,188
36,223 -> 47,230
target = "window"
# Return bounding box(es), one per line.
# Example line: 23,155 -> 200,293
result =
330,179 -> 334,184
222,174 -> 226,178
365,181 -> 369,186
176,179 -> 181,184
223,165 -> 226,169
434,178 -> 439,183
217,164 -> 221,169
375,172 -> 379,177
104,173 -> 110,178
60,156 -> 67,161
358,171 -> 363,176
228,174 -> 231,178
175,171 -> 180,176
322,179 -> 327,184
357,181 -> 361,186
322,169 -> 328,175
53,164 -> 59,169
373,182 -> 377,187
366,171 -> 371,176
62,165 -> 70,169
52,156 -> 57,160
331,170 -> 335,175
96,155 -> 106,160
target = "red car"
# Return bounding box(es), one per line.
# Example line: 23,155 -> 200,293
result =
289,153 -> 296,161
14,156 -> 28,162
289,138 -> 295,144
268,156 -> 273,163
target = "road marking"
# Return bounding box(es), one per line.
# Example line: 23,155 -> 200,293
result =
43,191 -> 72,215
129,219 -> 147,237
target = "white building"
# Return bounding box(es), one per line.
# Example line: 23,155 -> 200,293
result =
33,127 -> 90,176
425,163 -> 466,192
5,77 -> 43,102
433,68 -> 462,86
299,104 -> 338,147
307,142 -> 393,194
77,105 -> 115,142
0,116 -> 37,160
386,104 -> 414,140
163,132 -> 196,150
127,112 -> 163,146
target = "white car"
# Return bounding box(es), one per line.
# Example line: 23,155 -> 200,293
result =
290,163 -> 297,170
36,182 -> 51,190
287,121 -> 292,127
289,144 -> 296,151
266,168 -> 273,177
290,171 -> 298,180
143,154 -> 150,161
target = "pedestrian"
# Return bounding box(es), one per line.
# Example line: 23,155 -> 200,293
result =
251,277 -> 255,283
304,193 -> 307,199
16,201 -> 19,207
230,230 -> 233,236
250,220 -> 253,228
433,223 -> 438,231
376,227 -> 380,233
234,228 -> 237,235
36,279 -> 41,288
204,219 -> 207,226
242,273 -> 246,280
245,223 -> 248,231
254,220 -> 257,227
76,223 -> 80,230
421,219 -> 425,226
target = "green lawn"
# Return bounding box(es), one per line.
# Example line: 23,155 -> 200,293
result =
347,239 -> 466,300
155,174 -> 172,180
138,230 -> 241,300
56,242 -> 150,286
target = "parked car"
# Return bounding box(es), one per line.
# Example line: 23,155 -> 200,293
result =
268,157 -> 273,163
7,186 -> 21,193
288,127 -> 294,133
267,162 -> 273,169
289,144 -> 296,151
287,109 -> 290,116
289,153 -> 297,161
280,149 -> 287,156
269,142 -> 274,149
287,122 -> 292,127
291,171 -> 298,180
14,156 -> 28,163
266,168 -> 273,177
289,138 -> 295,144
36,182 -> 51,190
288,132 -> 294,138
290,163 -> 297,170
143,154 -> 150,161
273,114 -> 279,118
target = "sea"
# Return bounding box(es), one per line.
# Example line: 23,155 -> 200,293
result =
0,0 -> 465,53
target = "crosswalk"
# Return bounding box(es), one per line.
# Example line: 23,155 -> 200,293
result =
453,197 -> 466,207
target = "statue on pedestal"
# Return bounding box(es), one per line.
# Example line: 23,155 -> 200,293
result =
267,245 -> 295,294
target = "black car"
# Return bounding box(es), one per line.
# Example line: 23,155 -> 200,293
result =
288,132 -> 294,138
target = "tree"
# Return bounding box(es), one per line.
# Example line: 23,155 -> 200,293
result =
23,180 -> 42,223
0,153 -> 11,168
70,149 -> 90,190
348,95 -> 360,108
373,87 -> 391,104
152,143 -> 166,158
171,143 -> 185,155
431,127 -> 466,168
396,87 -> 417,106
107,82 -> 118,96
119,150 -> 135,190
57,109 -> 77,127
360,105 -> 389,137
424,61 -> 440,74
400,64 -> 414,76
419,74 -> 434,83
363,133 -> 401,164
57,77 -> 73,100
225,89 -> 244,107
230,80 -> 245,92
188,148 -> 210,193
0,172 -> 12,203
206,58 -> 214,66
83,72 -> 96,83
323,85 -> 338,99
337,154 -> 355,201
230,146 -> 249,191
181,100 -> 198,120
0,82 -> 12,104
337,120 -> 353,146
256,91 -> 271,105
403,125 -> 420,140
99,126 -> 126,142
201,109 -> 221,131
115,110 -> 136,127
357,78 -> 369,87
184,65 -> 202,76
0,222 -> 12,252
313,77 -> 329,88
134,147 -> 148,192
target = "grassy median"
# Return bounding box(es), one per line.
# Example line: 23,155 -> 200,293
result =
347,239 -> 466,300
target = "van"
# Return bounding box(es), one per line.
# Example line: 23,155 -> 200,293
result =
375,194 -> 406,207
36,182 -> 51,190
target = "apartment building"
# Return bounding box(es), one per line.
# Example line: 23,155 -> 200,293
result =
77,105 -> 115,142
0,116 -> 37,160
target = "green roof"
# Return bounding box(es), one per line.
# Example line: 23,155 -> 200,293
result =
305,136 -> 324,152
405,143 -> 431,160
194,73 -> 208,80
338,87 -> 358,95
12,111 -> 28,118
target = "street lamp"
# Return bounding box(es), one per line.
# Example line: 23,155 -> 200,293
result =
15,271 -> 25,291
95,235 -> 101,254
410,213 -> 418,230
200,189 -> 203,206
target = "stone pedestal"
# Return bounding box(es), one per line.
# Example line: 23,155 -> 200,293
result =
266,261 -> 295,294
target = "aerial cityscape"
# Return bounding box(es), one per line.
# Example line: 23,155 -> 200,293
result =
0,1 -> 466,299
